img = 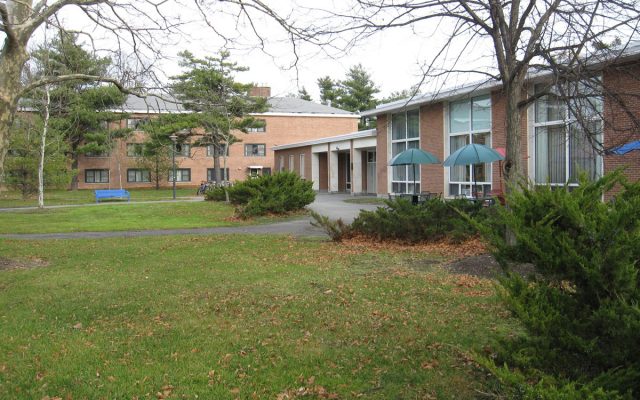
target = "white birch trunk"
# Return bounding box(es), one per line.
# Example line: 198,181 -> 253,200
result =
37,85 -> 51,208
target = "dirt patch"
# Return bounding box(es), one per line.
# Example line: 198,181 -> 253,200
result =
337,236 -> 488,258
0,257 -> 49,271
444,254 -> 535,279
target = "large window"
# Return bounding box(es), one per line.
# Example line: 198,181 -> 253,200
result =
391,109 -> 420,193
289,155 -> 295,171
447,95 -> 492,197
126,143 -> 143,157
534,82 -> 602,185
207,168 -> 230,181
168,168 -> 191,182
278,155 -> 285,172
85,169 -> 109,183
127,169 -> 150,183
244,144 -> 266,157
127,118 -> 148,130
175,144 -> 191,157
299,154 -> 305,178
206,145 -> 229,157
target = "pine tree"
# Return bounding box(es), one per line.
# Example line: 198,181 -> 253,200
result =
170,50 -> 267,183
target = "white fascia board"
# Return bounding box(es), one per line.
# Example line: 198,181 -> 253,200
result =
272,129 -> 376,151
251,112 -> 359,118
312,144 -> 329,153
353,137 -> 377,149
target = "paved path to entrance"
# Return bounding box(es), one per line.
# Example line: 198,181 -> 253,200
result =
0,193 -> 380,240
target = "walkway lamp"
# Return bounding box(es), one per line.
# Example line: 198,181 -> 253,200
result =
169,134 -> 177,200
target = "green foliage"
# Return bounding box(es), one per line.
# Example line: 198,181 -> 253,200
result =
351,197 -> 484,243
204,186 -> 227,201
309,211 -> 352,242
481,360 -> 628,400
169,50 -> 268,181
5,116 -> 71,198
485,172 -> 640,395
28,31 -> 128,181
226,172 -> 315,218
297,86 -> 312,101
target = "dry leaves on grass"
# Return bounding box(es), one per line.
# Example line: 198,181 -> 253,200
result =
335,236 -> 487,260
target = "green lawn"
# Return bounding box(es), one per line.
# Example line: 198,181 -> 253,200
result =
0,202 -> 247,234
343,197 -> 387,205
0,236 -> 517,399
0,188 -> 199,208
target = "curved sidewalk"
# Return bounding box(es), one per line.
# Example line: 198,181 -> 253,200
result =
0,193 -> 381,240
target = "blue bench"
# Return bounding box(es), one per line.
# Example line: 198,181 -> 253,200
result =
95,189 -> 130,203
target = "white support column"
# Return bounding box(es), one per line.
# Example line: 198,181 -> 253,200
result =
352,148 -> 363,195
329,149 -> 339,192
311,153 -> 320,191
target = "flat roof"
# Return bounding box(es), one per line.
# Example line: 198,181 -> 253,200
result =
272,128 -> 376,151
363,40 -> 640,117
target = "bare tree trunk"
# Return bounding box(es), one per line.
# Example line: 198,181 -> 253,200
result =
503,82 -> 524,193
37,85 -> 51,208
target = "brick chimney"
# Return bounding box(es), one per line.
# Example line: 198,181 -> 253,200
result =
249,86 -> 271,98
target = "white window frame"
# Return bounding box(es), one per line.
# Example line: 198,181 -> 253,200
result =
244,144 -> 266,157
390,109 -> 420,194
532,82 -> 603,186
278,155 -> 285,172
446,95 -> 492,197
289,155 -> 294,171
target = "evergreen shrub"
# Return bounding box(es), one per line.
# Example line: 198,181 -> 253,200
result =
485,172 -> 640,396
350,197 -> 487,243
226,172 -> 315,217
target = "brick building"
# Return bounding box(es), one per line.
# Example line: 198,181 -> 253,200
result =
76,88 -> 359,189
276,45 -> 640,197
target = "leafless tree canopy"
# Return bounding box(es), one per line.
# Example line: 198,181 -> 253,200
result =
291,0 -> 640,183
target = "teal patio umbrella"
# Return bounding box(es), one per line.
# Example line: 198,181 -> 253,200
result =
443,143 -> 504,199
389,148 -> 440,195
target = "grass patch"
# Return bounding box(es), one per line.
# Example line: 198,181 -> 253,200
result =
343,197 -> 387,205
0,235 -> 518,399
0,188 -> 199,208
0,202 -> 247,234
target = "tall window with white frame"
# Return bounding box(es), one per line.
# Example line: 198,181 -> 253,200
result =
533,82 -> 602,186
447,95 -> 492,197
390,109 -> 420,194
299,154 -> 305,178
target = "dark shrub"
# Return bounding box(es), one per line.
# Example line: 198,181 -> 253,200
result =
309,211 -> 352,242
485,171 -> 640,395
227,172 -> 315,217
351,197 -> 485,243
204,186 -> 226,201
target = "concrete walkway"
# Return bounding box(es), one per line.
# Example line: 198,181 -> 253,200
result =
0,193 -> 381,240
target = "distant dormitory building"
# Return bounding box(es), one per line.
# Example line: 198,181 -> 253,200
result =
77,87 -> 359,190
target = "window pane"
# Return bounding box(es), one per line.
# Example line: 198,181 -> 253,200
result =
407,109 -> 419,138
392,113 -> 407,140
472,132 -> 491,183
535,85 -> 565,123
449,100 -> 470,133
569,121 -> 600,182
449,135 -> 469,182
535,126 -> 566,184
472,96 -> 491,131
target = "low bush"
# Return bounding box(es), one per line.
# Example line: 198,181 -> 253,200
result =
204,186 -> 226,201
309,211 -> 352,242
350,197 -> 488,243
484,171 -> 640,396
226,172 -> 315,217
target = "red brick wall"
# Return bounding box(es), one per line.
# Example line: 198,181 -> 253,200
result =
272,146 -> 312,179
376,115 -> 388,195
420,103 -> 444,194
77,113 -> 358,189
490,89 -> 529,191
603,62 -> 640,198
